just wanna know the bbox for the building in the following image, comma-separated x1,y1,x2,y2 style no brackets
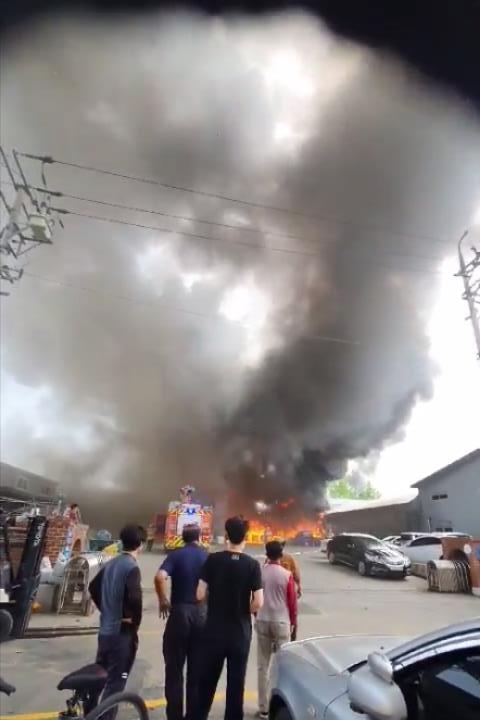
412,449,480,536
326,492,420,538
325,449,480,539
0,462,62,511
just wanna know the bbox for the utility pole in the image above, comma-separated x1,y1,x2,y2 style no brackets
0,147,55,296
457,230,480,361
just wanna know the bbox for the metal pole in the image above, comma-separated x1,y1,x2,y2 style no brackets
458,230,480,361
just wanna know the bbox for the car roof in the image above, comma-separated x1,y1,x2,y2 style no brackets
338,533,379,539
387,619,480,662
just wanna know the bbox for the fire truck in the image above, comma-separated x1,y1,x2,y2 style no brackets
164,486,213,551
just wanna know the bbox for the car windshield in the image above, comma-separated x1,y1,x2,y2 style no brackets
359,538,383,549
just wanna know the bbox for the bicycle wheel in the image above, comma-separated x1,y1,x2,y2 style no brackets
84,692,149,720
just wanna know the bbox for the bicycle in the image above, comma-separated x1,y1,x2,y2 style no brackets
0,609,149,720
57,664,149,720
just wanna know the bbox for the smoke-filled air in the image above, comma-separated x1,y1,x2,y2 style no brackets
1,12,479,527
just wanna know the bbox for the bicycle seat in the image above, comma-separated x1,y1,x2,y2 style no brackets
57,664,107,693
0,677,16,695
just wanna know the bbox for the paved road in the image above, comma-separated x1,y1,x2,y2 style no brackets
1,548,479,719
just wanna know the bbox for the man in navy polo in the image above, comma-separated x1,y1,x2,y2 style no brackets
154,524,207,720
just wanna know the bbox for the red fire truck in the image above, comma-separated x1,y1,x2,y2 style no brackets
163,486,213,551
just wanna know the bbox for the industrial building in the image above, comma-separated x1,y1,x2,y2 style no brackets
0,462,62,507
412,448,480,536
326,449,480,539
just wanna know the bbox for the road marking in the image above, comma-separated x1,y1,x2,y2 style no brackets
0,691,257,720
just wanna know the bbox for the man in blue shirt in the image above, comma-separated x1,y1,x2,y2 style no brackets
154,524,208,720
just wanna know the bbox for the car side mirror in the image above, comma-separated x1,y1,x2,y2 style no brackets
347,652,407,720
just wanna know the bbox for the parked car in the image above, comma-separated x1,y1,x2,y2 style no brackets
327,534,411,577
291,531,321,547
400,532,471,564
382,535,401,545
269,619,480,720
393,532,428,545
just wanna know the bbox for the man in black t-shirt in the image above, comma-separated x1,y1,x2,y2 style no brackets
195,516,263,720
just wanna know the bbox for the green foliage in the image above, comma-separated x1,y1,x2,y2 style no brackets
328,479,380,500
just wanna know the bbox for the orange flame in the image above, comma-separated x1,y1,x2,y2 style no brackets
245,515,326,545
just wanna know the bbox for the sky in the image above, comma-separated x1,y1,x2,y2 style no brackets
0,11,479,520
371,246,480,495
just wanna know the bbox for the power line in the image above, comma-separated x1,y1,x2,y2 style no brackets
52,206,447,274
41,186,445,264
19,151,451,247
21,269,359,346
2,178,446,265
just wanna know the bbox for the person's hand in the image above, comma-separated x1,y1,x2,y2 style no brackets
290,625,297,642
297,587,302,599
159,599,171,619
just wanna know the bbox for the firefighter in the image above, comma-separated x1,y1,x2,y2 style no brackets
146,523,155,552
154,524,207,720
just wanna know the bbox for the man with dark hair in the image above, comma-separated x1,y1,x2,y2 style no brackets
88,524,145,719
154,524,207,720
195,516,263,720
256,541,297,719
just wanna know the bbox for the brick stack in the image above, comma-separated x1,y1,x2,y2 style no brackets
44,517,71,564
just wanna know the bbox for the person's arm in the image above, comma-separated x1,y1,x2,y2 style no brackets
250,559,264,614
154,569,171,618
196,579,208,602
88,566,104,611
125,565,142,630
196,554,211,602
286,573,298,628
155,555,175,618
291,556,301,597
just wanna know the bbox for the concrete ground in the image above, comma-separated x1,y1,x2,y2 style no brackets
1,548,479,719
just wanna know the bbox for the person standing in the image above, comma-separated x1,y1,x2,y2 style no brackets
146,523,155,552
256,541,297,719
195,517,263,720
279,541,301,640
154,525,208,720
88,524,145,719
64,502,82,524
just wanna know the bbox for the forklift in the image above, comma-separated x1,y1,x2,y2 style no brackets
0,513,49,638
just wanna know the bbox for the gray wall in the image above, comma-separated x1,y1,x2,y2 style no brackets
326,499,420,538
415,456,480,537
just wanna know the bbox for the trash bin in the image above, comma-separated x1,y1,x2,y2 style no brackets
55,552,107,615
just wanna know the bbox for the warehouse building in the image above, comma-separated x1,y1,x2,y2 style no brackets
326,449,480,539
412,448,480,536
326,492,420,537
0,462,62,507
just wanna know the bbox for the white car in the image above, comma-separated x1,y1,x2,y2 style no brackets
401,532,471,564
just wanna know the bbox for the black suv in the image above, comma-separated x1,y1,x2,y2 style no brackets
326,533,410,578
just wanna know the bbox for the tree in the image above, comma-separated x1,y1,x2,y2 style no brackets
328,479,380,501
356,482,381,500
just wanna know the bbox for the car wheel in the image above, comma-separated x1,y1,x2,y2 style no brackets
328,551,336,564
358,560,368,576
274,707,293,720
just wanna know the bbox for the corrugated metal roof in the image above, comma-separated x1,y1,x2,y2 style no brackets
326,489,417,515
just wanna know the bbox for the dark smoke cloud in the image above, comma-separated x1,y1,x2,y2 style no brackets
1,2,479,110
1,12,479,527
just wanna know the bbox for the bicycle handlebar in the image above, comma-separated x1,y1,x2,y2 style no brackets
85,691,149,720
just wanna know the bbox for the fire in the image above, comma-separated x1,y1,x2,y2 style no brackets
245,514,326,545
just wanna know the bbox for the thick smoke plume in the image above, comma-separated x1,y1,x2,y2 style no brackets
1,12,479,527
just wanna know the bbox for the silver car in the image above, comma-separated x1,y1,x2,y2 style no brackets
269,619,480,720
